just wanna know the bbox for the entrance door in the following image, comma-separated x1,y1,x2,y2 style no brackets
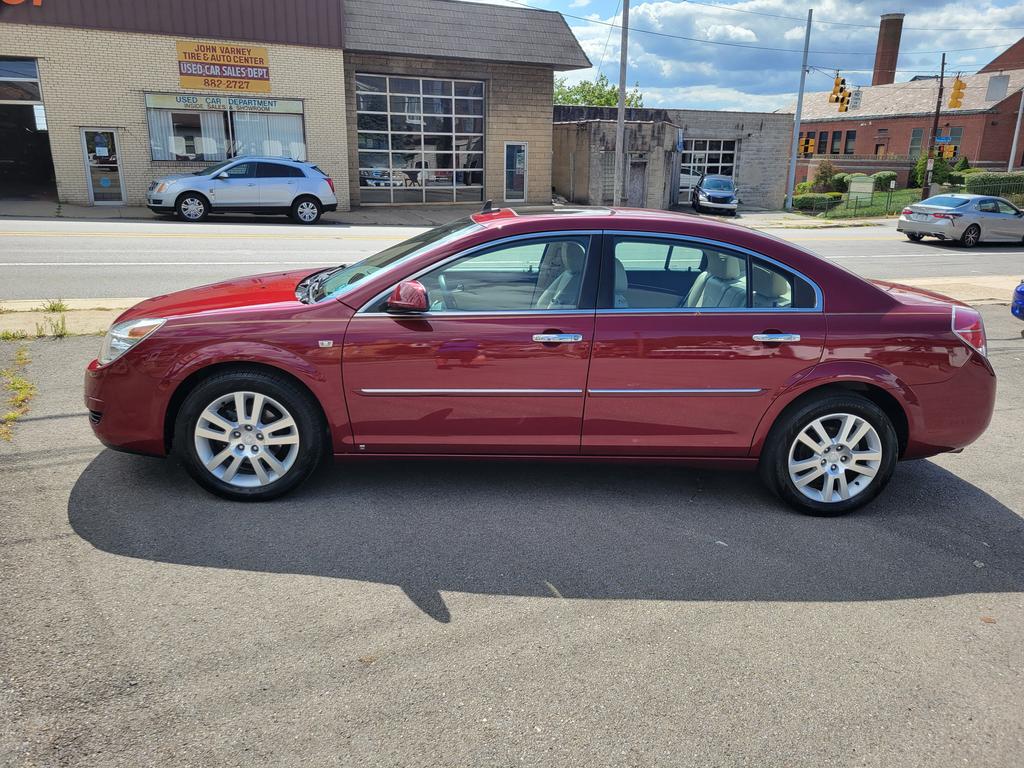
583,235,825,456
504,142,527,202
81,129,125,204
342,234,599,454
627,160,647,207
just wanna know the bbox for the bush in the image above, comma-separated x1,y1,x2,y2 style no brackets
871,171,898,190
911,154,952,187
953,155,971,172
962,167,985,175
793,192,842,210
831,173,850,192
964,171,1024,195
795,180,814,195
813,160,840,192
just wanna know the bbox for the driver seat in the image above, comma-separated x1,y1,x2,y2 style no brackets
535,242,586,309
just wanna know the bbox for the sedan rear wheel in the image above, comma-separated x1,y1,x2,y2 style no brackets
175,370,325,500
176,193,209,222
960,224,981,248
906,232,924,242
760,394,898,516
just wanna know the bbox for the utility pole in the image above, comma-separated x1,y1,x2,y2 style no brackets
785,8,813,211
1009,86,1024,171
612,0,630,207
922,51,945,200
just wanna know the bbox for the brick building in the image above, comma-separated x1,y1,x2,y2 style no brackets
0,0,588,209
794,15,1024,185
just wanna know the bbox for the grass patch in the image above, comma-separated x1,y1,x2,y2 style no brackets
0,344,36,441
0,330,29,342
41,298,70,313
816,188,922,219
32,315,68,339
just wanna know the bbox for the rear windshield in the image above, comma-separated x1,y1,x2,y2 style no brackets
922,196,970,208
310,165,328,177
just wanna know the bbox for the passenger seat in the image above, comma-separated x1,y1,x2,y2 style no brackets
681,252,746,308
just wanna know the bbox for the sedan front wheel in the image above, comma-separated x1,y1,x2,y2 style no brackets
174,370,325,501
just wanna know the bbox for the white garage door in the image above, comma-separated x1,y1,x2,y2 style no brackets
679,139,738,202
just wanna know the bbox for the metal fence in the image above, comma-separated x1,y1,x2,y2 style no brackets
944,180,1024,207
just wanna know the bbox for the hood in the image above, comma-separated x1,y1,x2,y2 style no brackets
870,279,968,309
153,173,200,184
117,269,322,323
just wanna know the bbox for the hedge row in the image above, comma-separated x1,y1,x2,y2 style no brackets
871,171,898,190
793,192,843,210
964,171,1024,193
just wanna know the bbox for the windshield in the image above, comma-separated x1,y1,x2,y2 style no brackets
921,196,970,208
702,178,734,191
194,160,234,176
312,218,482,302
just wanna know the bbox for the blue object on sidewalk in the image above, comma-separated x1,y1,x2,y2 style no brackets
1013,280,1024,321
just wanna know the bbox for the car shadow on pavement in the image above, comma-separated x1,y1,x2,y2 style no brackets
68,451,1024,622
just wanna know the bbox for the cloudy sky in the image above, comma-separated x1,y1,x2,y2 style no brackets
468,0,1024,111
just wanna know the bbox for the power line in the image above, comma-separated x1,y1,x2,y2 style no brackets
594,0,622,80
502,0,1020,58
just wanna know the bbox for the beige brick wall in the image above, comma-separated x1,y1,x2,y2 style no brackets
344,53,554,207
0,22,350,208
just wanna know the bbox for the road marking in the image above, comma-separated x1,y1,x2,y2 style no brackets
826,252,1024,259
0,231,403,240
0,261,336,267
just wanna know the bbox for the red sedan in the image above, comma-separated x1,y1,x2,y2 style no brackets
84,207,995,515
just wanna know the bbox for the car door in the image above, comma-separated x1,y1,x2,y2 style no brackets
210,161,258,207
342,233,600,454
582,233,826,457
256,161,301,208
994,199,1024,240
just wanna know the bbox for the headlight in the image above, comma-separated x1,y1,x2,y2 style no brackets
155,182,168,193
698,191,708,199
99,318,165,365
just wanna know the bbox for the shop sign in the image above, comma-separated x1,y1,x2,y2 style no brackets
1,0,44,6
176,41,271,94
145,93,302,115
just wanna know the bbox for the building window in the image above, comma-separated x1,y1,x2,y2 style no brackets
145,94,306,163
817,131,827,153
679,139,737,178
504,142,527,202
844,130,857,154
0,57,43,102
356,73,485,204
938,126,964,148
909,127,924,157
830,131,842,154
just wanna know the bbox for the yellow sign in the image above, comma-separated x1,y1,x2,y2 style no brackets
177,41,271,94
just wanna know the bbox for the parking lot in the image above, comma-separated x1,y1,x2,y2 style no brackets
1,218,1023,766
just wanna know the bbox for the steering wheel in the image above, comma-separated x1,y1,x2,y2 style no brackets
437,272,458,310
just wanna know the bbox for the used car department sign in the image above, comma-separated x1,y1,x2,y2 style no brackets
176,41,271,94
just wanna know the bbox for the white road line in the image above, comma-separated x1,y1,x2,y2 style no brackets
825,252,1024,259
0,261,336,266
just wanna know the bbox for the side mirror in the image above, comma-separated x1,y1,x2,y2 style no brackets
216,172,229,180
386,280,429,313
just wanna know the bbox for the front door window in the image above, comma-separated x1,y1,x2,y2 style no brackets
504,142,526,202
82,129,124,204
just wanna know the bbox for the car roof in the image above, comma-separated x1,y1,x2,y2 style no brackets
229,156,310,164
702,174,734,180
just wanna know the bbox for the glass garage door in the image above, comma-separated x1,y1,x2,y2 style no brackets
355,74,485,204
679,139,737,203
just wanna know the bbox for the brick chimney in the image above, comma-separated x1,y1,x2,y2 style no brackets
872,13,905,86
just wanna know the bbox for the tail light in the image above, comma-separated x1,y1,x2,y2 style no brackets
901,208,913,216
952,306,987,357
932,212,962,220
325,177,335,193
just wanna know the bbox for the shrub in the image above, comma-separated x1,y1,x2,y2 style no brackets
831,173,850,192
793,193,842,210
795,180,814,195
871,171,898,190
964,171,1024,195
953,155,971,172
911,154,952,187
813,160,840,192
962,167,985,175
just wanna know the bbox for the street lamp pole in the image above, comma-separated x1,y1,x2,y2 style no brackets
612,0,630,207
785,8,813,212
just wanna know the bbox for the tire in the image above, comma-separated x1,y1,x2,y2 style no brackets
960,224,981,248
291,196,323,225
693,203,702,214
176,193,209,222
759,393,899,516
173,369,326,501
906,232,924,242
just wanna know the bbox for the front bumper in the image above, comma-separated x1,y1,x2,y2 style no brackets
896,215,963,240
85,357,170,457
696,198,738,210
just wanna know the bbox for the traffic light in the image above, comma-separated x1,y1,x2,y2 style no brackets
798,137,816,155
838,90,851,112
939,144,958,159
948,77,966,109
829,76,846,104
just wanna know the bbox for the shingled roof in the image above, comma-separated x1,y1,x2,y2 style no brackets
792,68,1024,122
344,0,591,70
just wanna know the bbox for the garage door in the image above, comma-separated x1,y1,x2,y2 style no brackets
679,139,737,203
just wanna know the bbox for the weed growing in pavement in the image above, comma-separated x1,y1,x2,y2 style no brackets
41,299,70,313
0,330,29,342
0,344,36,441
46,315,68,339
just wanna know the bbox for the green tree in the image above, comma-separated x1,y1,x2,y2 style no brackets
553,73,644,108
812,159,840,192
953,154,970,172
911,154,952,187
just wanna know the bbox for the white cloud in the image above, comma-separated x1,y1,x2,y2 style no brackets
568,0,590,7
782,25,806,41
701,24,757,43
644,85,797,112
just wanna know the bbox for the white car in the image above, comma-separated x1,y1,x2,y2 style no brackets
147,156,338,224
897,194,1024,247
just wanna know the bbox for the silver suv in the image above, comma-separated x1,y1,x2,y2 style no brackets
147,157,338,225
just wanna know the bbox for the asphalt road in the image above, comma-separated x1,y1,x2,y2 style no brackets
1,306,1022,766
1,215,1023,299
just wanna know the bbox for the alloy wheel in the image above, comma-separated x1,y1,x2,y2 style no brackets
787,412,882,504
193,391,300,488
180,197,206,220
961,225,980,247
296,201,319,222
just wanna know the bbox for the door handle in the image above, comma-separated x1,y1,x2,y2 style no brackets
533,333,584,343
753,333,801,343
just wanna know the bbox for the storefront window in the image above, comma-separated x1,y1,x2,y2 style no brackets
356,74,485,204
0,58,42,102
145,94,306,162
